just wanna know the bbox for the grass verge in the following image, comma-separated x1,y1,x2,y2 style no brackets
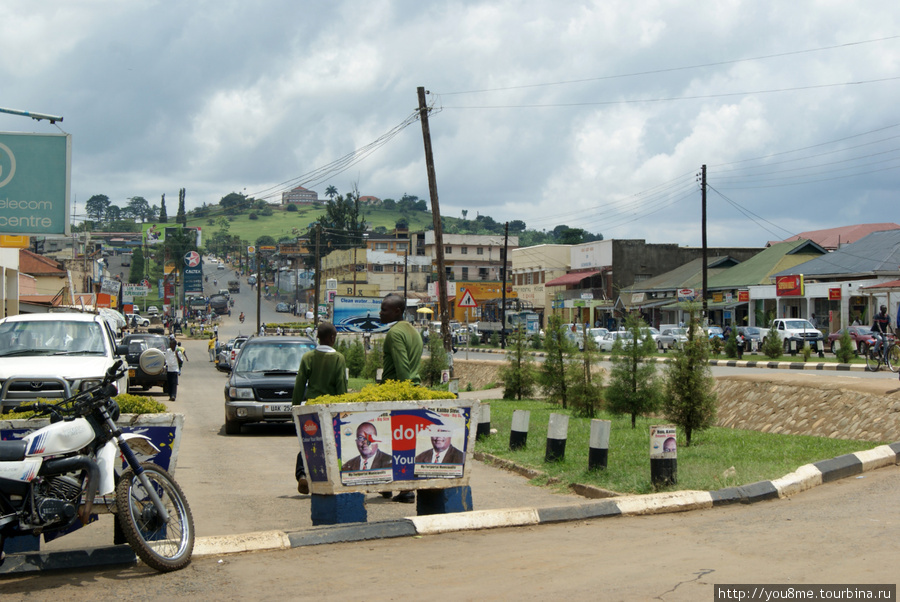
476,400,885,495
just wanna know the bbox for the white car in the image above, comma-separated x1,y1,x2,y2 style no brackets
0,312,129,413
126,313,151,327
597,331,635,352
657,327,689,350
146,306,160,316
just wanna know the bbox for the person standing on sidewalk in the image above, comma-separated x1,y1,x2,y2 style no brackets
165,337,184,401
208,334,216,362
292,322,347,494
379,293,423,502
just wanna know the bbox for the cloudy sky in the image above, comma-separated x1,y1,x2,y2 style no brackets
2,1,899,248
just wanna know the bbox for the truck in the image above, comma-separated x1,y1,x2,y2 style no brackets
228,280,241,294
208,294,231,316
475,299,540,342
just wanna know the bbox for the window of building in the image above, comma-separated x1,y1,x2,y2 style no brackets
461,267,469,280
373,265,384,272
461,246,468,255
476,247,484,255
479,267,488,280
410,265,419,272
397,242,407,252
375,242,388,250
526,272,534,285
445,267,454,280
445,246,452,254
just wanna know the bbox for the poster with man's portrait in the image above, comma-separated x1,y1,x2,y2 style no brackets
413,412,466,478
339,411,392,486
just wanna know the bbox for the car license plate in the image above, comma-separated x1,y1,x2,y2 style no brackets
264,403,291,414
129,369,136,378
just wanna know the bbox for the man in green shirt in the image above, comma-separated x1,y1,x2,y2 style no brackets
293,322,347,494
380,293,423,384
379,293,423,503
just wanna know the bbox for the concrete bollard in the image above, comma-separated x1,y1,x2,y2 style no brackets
588,419,611,470
544,413,569,463
650,425,677,488
476,404,491,440
509,409,530,450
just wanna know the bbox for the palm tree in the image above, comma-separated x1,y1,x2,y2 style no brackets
325,186,338,200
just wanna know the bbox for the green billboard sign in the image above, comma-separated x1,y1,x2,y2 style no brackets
0,132,71,235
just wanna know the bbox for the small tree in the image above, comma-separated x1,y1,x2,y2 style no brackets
569,327,603,417
835,329,856,363
345,340,365,377
762,322,783,358
420,335,449,386
362,341,383,380
661,307,717,446
724,327,739,358
604,312,662,428
540,314,577,408
500,326,538,400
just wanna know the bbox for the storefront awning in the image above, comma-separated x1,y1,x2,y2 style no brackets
545,271,601,287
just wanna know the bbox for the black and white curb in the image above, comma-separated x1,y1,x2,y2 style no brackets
4,443,897,573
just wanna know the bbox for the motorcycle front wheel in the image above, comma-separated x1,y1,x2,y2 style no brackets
116,462,195,572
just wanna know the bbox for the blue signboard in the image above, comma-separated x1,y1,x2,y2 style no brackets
332,296,389,333
0,132,71,235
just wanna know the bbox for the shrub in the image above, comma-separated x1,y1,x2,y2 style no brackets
835,329,856,363
309,380,457,404
762,323,783,358
604,312,661,427
420,335,449,386
530,333,543,349
345,341,366,378
500,326,538,400
724,327,739,358
362,341,383,380
489,333,500,348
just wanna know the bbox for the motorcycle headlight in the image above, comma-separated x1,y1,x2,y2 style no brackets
229,387,255,400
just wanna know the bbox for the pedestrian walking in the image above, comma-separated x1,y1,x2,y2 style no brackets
165,337,184,401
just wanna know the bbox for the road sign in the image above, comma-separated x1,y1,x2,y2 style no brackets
458,288,477,308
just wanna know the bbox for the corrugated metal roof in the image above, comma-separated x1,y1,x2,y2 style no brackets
545,270,601,287
776,223,900,250
772,229,900,278
707,240,827,288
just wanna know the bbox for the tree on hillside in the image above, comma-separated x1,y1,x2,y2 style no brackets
256,235,276,247
176,188,187,225
325,185,338,200
125,196,151,222
395,217,409,230
382,198,396,210
104,205,121,225
159,194,168,223
85,195,110,225
310,187,368,251
129,246,145,283
508,219,526,233
219,192,248,215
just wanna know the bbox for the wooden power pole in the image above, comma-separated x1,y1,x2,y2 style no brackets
417,86,453,366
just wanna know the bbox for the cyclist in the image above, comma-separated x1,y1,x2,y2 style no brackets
871,304,891,358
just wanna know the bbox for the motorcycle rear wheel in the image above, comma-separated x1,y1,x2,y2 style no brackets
116,462,194,572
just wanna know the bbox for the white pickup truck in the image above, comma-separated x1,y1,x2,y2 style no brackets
763,318,824,352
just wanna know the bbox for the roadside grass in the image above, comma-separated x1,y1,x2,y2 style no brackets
476,400,885,495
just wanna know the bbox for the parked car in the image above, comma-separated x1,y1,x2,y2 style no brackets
0,312,129,413
224,336,317,434
588,327,609,346
122,333,169,392
247,275,257,285
827,326,876,355
763,318,824,352
218,335,249,372
146,306,160,316
126,313,151,328
275,302,290,313
597,330,634,352
657,327,689,350
706,326,725,340
737,326,763,350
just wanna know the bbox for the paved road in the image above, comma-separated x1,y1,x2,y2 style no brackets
7,461,899,599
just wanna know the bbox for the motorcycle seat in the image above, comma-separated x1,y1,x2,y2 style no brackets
0,440,27,462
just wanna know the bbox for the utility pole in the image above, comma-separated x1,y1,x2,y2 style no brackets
314,225,322,328
403,244,409,300
701,164,708,321
255,251,262,333
417,86,453,365
501,222,509,349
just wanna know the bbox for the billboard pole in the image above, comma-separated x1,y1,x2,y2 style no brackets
0,106,63,123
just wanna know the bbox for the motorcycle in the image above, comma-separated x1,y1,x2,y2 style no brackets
239,312,245,323
0,361,194,572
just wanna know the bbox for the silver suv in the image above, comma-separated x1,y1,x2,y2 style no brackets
0,312,129,412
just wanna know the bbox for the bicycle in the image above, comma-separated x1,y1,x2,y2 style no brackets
864,332,899,372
